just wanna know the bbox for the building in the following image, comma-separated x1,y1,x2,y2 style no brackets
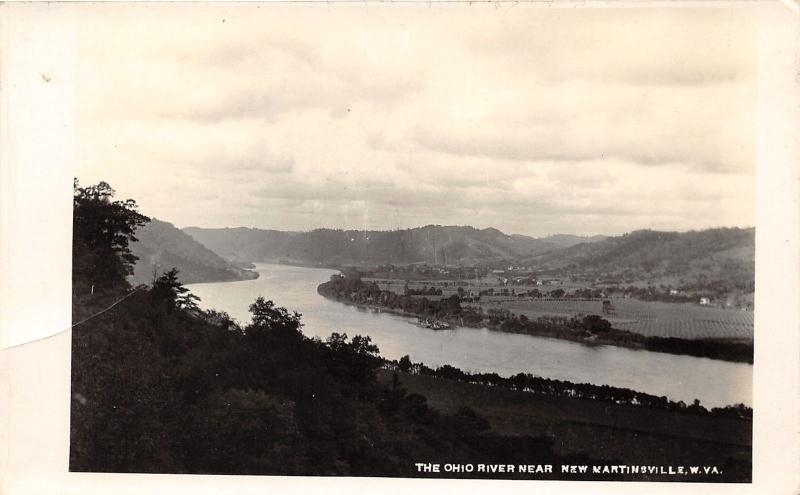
699,297,711,305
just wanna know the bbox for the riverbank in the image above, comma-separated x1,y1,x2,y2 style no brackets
317,277,753,364
168,266,259,286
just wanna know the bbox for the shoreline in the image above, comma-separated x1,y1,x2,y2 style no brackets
253,259,343,271
181,269,259,286
190,261,752,365
317,283,753,365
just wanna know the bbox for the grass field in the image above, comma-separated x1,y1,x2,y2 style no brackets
377,370,751,474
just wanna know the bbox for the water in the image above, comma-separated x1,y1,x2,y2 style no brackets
187,263,752,408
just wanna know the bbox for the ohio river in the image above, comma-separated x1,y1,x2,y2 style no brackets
187,263,752,408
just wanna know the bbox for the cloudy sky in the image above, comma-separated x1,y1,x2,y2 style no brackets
75,4,756,237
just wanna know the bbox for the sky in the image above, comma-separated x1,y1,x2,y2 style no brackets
75,4,757,237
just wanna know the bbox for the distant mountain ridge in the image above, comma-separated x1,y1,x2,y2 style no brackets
527,227,755,291
182,225,754,292
182,225,607,267
129,219,259,285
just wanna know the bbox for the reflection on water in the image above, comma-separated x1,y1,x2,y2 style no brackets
187,263,752,408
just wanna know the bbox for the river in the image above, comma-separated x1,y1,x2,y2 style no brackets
187,263,752,408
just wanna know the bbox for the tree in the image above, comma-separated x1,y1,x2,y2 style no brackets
248,297,302,333
581,314,612,333
350,335,380,357
73,180,150,294
188,389,301,474
441,294,462,315
324,333,382,393
325,332,379,358
398,355,412,373
150,268,200,311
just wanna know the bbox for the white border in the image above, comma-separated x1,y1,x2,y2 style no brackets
0,2,797,494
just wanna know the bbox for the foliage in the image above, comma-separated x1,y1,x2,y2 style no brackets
319,274,753,363
249,296,302,332
579,314,612,333
150,268,201,311
532,228,755,297
384,358,753,421
72,179,149,294
398,354,412,372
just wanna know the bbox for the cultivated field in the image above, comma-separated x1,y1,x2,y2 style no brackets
364,278,754,341
478,298,754,340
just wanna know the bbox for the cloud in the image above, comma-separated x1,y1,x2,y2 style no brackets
160,69,422,124
75,4,757,236
464,7,755,88
412,78,755,175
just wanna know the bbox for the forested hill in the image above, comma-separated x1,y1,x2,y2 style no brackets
527,228,755,291
129,219,258,285
183,224,753,293
182,225,605,266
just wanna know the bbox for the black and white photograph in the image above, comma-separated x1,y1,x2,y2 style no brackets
68,3,758,481
2,2,800,493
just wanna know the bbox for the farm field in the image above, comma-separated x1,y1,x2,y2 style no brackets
477,298,754,341
362,277,754,341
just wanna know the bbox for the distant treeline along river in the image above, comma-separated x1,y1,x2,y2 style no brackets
187,263,752,409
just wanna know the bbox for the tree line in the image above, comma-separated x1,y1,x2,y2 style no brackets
387,357,751,420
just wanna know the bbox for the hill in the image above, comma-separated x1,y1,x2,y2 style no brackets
182,225,605,266
69,184,622,479
182,224,753,296
526,228,755,292
129,219,258,285
70,181,751,481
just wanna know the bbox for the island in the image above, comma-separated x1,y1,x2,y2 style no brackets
317,272,753,363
